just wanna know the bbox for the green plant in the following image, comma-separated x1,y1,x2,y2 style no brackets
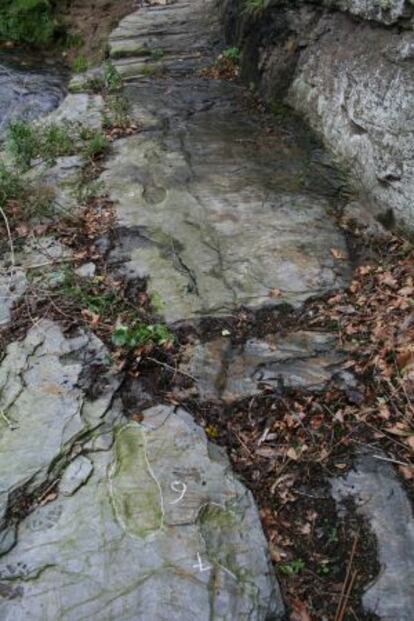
0,0,56,46
0,164,25,205
103,95,131,128
150,48,165,61
222,47,240,64
139,64,161,78
42,124,74,159
84,76,106,94
112,323,174,348
59,269,117,316
6,121,74,170
104,61,123,92
84,132,109,159
6,122,38,170
73,55,88,73
243,0,265,16
278,559,305,577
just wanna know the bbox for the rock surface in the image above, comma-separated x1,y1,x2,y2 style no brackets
180,331,345,401
0,321,283,619
220,0,414,232
103,0,350,324
332,451,414,621
0,51,66,133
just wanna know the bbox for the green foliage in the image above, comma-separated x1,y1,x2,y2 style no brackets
223,47,240,64
0,0,56,46
243,0,266,16
6,122,38,170
0,164,24,205
6,121,74,170
73,55,88,74
60,269,118,316
112,323,174,349
84,132,109,159
103,95,131,129
0,163,55,220
278,559,305,577
150,48,165,61
104,61,123,92
139,64,161,77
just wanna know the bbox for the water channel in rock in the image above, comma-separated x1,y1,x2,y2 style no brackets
0,49,67,134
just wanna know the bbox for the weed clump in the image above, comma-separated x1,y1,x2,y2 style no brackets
6,121,74,170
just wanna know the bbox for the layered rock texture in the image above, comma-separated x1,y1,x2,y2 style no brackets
219,0,414,232
0,322,282,620
1,0,413,619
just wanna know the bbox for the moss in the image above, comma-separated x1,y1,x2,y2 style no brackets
109,425,162,538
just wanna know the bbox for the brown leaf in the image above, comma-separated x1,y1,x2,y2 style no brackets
286,447,299,461
406,436,414,451
269,288,282,299
330,248,347,260
398,465,414,480
290,598,312,621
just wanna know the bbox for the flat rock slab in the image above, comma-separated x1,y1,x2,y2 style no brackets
102,0,350,324
331,451,414,621
0,320,119,532
0,405,284,620
180,331,345,401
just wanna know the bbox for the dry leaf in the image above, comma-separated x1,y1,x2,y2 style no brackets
330,248,347,260
269,288,282,298
290,598,311,621
286,447,299,461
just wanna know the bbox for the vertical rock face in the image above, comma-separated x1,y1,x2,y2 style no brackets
220,0,414,233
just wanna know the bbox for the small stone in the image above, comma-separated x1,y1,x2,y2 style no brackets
75,262,96,278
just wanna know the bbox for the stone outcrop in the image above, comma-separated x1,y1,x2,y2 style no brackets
179,331,345,401
220,0,414,233
103,0,350,324
332,451,414,621
0,322,283,619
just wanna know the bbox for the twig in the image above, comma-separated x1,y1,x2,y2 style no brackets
334,532,359,621
233,430,254,458
0,205,15,267
372,454,413,468
146,356,195,381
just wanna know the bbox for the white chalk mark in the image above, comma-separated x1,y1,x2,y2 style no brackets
193,553,212,573
169,480,187,505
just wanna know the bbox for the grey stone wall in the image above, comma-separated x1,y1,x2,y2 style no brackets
220,0,414,232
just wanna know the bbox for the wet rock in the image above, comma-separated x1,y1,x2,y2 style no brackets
46,93,104,130
0,52,65,132
25,155,84,213
0,270,27,327
180,331,345,401
331,451,414,621
0,320,120,527
59,456,94,496
102,113,349,323
288,13,414,232
322,0,414,25
102,0,350,324
0,405,284,620
220,0,414,231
